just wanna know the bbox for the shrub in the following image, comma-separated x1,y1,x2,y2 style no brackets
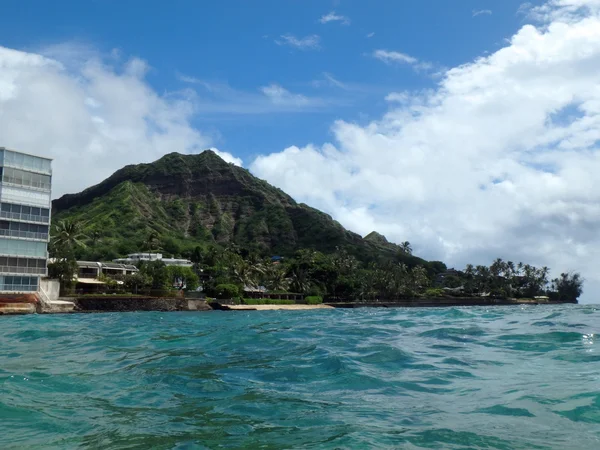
305,295,323,305
215,284,240,299
307,286,324,297
242,298,295,305
424,288,445,298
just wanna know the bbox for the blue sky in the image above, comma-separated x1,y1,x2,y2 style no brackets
0,0,543,162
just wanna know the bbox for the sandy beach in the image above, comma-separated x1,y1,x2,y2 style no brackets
223,304,334,311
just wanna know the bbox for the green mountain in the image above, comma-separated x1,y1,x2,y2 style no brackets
52,150,437,268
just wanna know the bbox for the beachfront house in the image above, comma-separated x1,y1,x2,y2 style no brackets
113,253,193,267
74,261,139,292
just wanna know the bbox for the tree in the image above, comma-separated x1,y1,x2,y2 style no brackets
167,266,200,290
263,264,290,291
144,231,161,256
409,266,430,295
551,272,583,303
50,219,89,294
400,241,413,255
90,229,102,246
162,237,182,258
289,267,311,294
474,265,491,294
51,219,88,255
231,258,261,289
123,272,151,293
191,246,203,265
47,259,77,293
138,260,169,289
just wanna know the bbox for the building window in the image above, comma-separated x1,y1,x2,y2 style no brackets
3,150,51,175
0,203,50,224
2,167,51,191
0,275,39,292
0,256,46,275
0,187,51,208
0,238,47,258
0,220,49,240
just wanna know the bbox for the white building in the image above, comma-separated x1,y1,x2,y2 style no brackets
0,147,52,293
113,253,193,268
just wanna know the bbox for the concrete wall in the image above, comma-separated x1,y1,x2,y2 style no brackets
40,279,60,301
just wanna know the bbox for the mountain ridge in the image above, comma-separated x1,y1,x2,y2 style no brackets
52,150,435,269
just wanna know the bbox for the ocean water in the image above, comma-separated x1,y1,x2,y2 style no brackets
0,306,599,449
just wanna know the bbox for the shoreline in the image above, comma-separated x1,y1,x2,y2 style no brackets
1,296,577,316
217,304,334,311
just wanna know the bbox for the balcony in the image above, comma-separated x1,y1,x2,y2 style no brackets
0,210,50,224
0,229,48,241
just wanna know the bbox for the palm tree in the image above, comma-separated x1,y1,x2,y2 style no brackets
465,264,475,276
52,219,88,255
517,262,524,276
264,264,291,292
89,229,102,246
144,231,161,260
400,241,413,255
231,259,261,289
475,265,491,294
289,267,311,294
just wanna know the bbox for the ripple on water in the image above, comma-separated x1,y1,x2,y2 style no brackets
0,307,598,449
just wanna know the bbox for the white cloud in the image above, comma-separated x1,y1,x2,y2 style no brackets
373,49,434,72
0,44,218,198
210,148,243,166
177,74,329,114
373,49,418,65
319,11,351,25
251,0,600,303
317,72,348,90
275,34,321,50
367,32,376,38
385,92,410,103
260,84,311,107
472,9,493,17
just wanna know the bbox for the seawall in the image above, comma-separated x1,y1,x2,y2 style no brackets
72,297,212,312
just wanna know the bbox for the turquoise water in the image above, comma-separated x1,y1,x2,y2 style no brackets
1,306,599,449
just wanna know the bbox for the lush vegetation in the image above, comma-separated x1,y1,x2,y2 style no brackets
241,299,296,305
438,259,583,302
48,151,583,303
305,296,323,305
49,216,583,303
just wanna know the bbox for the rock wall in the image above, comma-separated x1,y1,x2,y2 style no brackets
73,297,212,312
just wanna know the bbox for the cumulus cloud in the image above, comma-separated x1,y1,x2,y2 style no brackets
251,0,600,302
275,34,321,50
0,44,241,198
319,11,351,25
210,148,243,166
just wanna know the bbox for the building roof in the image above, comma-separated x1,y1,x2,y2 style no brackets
0,146,53,161
76,261,138,271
